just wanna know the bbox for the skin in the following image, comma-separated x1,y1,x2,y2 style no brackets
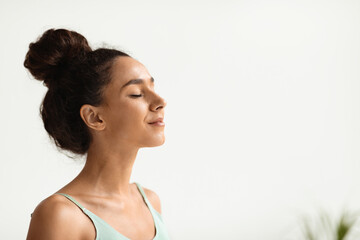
26,56,167,240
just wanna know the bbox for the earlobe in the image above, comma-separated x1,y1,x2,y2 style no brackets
79,104,106,131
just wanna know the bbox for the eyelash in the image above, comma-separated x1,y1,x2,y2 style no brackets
130,94,143,98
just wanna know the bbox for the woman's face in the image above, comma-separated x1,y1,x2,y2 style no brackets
99,56,167,148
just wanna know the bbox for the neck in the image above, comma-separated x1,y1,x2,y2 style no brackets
74,140,140,199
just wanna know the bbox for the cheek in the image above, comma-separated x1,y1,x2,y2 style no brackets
107,101,148,130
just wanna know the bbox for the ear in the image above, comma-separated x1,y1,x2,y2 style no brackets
79,104,106,131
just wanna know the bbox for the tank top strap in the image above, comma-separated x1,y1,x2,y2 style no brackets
134,182,151,206
55,193,86,212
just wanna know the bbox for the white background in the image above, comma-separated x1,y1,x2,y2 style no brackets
0,0,359,239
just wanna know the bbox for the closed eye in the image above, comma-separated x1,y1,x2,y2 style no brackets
130,94,143,98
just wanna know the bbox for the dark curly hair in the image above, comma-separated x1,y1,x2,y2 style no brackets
24,28,130,155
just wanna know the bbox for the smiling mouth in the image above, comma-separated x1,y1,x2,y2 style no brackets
148,121,165,126
148,117,164,124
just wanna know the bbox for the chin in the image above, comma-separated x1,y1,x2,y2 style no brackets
142,137,166,148
153,137,166,147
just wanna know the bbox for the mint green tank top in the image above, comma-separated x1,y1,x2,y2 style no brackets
55,182,171,240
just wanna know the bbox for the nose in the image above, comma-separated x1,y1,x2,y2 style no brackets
151,95,167,111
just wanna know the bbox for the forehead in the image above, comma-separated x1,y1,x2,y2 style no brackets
110,56,151,87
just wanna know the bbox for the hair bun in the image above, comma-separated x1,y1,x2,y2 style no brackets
24,28,92,88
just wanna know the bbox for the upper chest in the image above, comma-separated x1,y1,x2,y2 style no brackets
73,191,157,240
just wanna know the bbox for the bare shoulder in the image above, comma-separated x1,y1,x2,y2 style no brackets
142,185,162,214
26,194,92,240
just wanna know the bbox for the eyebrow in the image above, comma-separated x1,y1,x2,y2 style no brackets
121,77,155,89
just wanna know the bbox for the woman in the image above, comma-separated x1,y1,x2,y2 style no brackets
24,28,170,240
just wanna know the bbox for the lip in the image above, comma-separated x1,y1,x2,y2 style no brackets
149,121,165,126
148,117,164,124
